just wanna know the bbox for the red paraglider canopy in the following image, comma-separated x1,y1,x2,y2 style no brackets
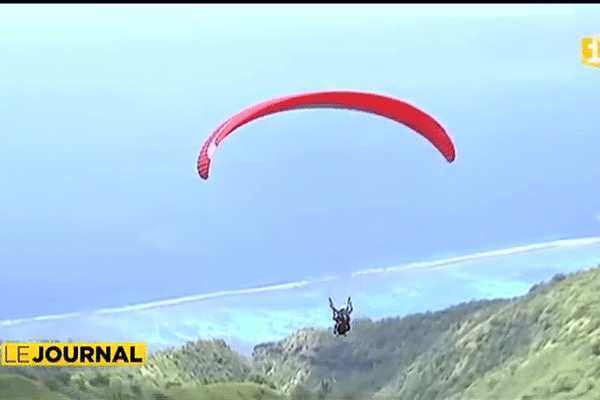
197,90,456,180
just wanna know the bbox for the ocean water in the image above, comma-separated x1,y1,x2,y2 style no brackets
2,237,600,356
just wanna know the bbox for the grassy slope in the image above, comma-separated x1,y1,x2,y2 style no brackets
370,267,600,400
459,266,600,400
0,374,285,400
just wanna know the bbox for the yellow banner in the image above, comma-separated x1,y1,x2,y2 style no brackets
582,35,600,68
1,342,146,367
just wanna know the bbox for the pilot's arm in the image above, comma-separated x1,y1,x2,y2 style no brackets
329,297,339,318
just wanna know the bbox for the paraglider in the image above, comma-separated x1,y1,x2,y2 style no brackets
197,90,456,180
329,296,353,336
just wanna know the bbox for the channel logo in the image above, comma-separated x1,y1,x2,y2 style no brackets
1,342,146,367
582,35,600,68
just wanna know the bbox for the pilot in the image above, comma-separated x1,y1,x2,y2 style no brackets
328,296,353,336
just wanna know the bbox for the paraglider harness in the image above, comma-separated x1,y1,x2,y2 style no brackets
329,296,353,336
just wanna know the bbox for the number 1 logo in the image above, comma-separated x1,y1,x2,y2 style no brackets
582,35,600,68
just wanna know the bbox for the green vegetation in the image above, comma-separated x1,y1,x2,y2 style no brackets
2,266,600,399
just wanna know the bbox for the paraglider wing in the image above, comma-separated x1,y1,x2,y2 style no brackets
197,90,456,180
198,120,229,180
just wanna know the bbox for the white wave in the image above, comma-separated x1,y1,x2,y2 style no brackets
352,237,600,276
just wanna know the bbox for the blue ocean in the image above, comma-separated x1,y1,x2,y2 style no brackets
3,237,599,356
